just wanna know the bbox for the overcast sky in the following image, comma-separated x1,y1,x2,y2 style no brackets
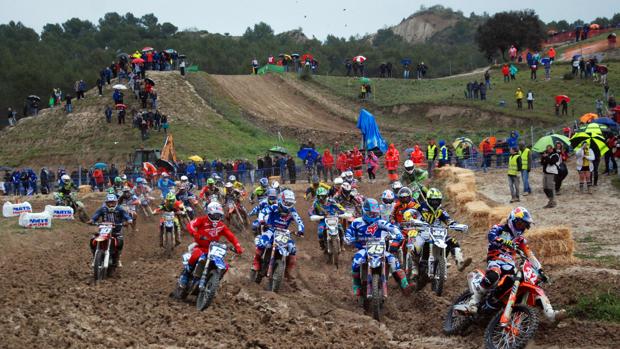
1,0,617,39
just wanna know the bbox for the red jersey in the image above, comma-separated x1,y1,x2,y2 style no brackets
187,216,242,253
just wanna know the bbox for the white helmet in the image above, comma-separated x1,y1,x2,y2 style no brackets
121,174,127,180
333,177,343,186
391,181,403,192
228,175,236,182
271,180,280,189
340,172,347,178
404,160,415,174
206,202,224,222
61,174,71,182
345,171,354,179
341,182,352,196
225,182,233,188
381,190,395,204
162,172,169,177
180,175,188,182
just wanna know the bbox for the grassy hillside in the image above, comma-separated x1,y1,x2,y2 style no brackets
313,62,619,125
0,71,298,167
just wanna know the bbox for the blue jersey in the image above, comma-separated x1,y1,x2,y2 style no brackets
91,206,133,226
265,205,305,235
249,199,272,221
345,218,402,250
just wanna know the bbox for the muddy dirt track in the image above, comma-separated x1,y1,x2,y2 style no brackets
0,180,618,349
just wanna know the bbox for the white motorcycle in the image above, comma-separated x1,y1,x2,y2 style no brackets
310,212,351,268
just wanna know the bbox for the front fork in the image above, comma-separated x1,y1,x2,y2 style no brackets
366,256,388,299
500,274,522,325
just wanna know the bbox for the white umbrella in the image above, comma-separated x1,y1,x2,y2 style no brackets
353,55,366,63
112,84,127,90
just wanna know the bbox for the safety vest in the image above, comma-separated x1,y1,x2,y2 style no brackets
455,147,464,159
427,145,437,160
440,146,448,161
520,148,530,170
508,154,520,176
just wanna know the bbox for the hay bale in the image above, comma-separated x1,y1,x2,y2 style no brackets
268,176,280,183
446,182,469,198
526,226,575,265
464,200,490,228
79,185,92,194
487,206,512,227
455,191,476,205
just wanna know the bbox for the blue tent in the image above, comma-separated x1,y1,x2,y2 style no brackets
357,109,388,156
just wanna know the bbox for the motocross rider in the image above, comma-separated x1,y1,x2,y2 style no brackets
223,182,248,223
176,176,197,216
56,174,77,205
333,182,363,215
249,188,279,235
120,174,134,189
252,190,305,279
379,189,395,221
175,202,244,295
111,176,124,196
465,207,565,321
304,175,331,200
117,186,139,230
157,172,175,198
401,160,428,199
199,178,221,203
89,194,133,267
229,175,245,191
342,170,357,188
391,180,403,195
390,187,419,225
309,187,345,250
134,177,154,215
412,188,472,273
344,198,413,296
250,177,269,203
330,177,344,197
153,192,185,246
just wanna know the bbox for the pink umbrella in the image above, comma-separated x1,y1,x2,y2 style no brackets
141,47,154,52
353,55,366,63
132,58,145,64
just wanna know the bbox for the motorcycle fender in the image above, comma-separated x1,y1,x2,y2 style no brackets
277,245,289,257
433,240,447,249
368,256,382,269
468,270,485,292
212,257,227,270
518,282,547,306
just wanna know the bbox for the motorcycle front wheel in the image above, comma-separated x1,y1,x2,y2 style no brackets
196,269,221,311
93,249,106,283
371,271,383,321
330,238,340,269
484,305,540,349
270,258,286,293
432,256,446,296
443,290,474,335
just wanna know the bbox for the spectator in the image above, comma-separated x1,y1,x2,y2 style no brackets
322,149,335,182
118,108,126,124
7,107,16,126
530,63,537,80
519,143,532,195
96,78,104,96
515,88,524,109
509,64,518,80
366,150,378,183
3,171,11,195
576,142,595,193
543,58,551,80
104,106,113,123
561,100,568,116
555,142,569,194
484,70,491,90
40,167,50,194
161,114,169,134
426,139,438,177
604,134,618,175
572,59,580,76
286,155,296,184
540,145,559,208
501,64,510,83
345,59,352,76
256,156,264,179
507,147,522,203
93,168,104,191
263,154,273,177
438,140,448,167
386,62,393,77
526,90,535,110
595,99,604,117
548,47,556,62
479,82,487,101
472,81,479,99
403,63,410,79
65,95,73,113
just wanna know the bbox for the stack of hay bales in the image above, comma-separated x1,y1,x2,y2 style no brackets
526,226,576,265
436,165,577,266
79,185,93,194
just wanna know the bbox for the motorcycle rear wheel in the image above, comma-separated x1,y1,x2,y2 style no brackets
484,305,539,349
196,270,221,311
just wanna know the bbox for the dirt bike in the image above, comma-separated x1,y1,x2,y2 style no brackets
340,205,358,232
357,237,390,321
120,200,139,231
444,248,555,349
226,198,248,231
55,192,89,223
409,219,468,296
174,242,234,311
138,193,154,218
91,222,121,283
160,212,178,257
250,228,292,293
310,212,351,268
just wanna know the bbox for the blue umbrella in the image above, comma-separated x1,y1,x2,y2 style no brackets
593,117,619,134
93,162,107,169
297,148,319,161
541,57,551,65
400,58,412,65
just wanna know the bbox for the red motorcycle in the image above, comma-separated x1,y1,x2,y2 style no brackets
91,223,121,283
444,248,562,349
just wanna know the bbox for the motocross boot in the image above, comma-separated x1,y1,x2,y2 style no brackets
174,227,181,246
159,231,164,248
454,247,472,272
178,265,192,289
392,269,413,296
466,286,487,313
319,238,326,251
252,248,263,271
352,272,362,297
285,255,297,280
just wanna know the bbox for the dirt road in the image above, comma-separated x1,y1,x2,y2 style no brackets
0,178,618,348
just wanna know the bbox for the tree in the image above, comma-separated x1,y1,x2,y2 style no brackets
475,10,545,60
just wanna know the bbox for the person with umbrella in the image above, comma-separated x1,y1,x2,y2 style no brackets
540,145,559,208
576,142,595,193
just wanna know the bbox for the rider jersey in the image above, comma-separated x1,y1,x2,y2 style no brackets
304,182,331,200
118,193,139,206
188,216,242,252
157,200,185,213
251,186,267,201
400,168,428,187
391,201,419,224
58,181,77,196
249,198,274,221
344,218,402,250
91,206,133,229
486,224,540,269
264,205,305,235
231,181,244,191
416,202,453,226
310,198,345,217
334,193,363,214
199,185,220,199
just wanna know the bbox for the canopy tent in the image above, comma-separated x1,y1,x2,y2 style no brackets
257,64,286,75
357,109,387,156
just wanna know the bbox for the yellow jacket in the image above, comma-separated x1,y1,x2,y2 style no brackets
515,89,524,99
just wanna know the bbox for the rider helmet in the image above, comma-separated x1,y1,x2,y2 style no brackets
207,178,215,186
229,175,236,182
206,202,224,222
278,190,296,213
341,182,352,197
121,174,127,181
122,186,131,193
391,181,403,193
259,177,269,188
105,194,118,209
316,187,329,203
404,160,415,174
114,176,123,184
165,192,176,203
507,207,534,237
266,188,278,205
136,177,145,184
345,171,354,181
381,190,395,205
162,172,169,177
224,182,233,189
311,175,320,185
397,187,413,204
362,198,381,224
271,181,280,190
333,177,343,187
426,188,443,211
180,175,188,182
61,174,71,182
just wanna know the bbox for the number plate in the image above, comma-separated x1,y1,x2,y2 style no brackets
209,243,227,258
274,230,290,245
325,217,338,226
99,225,112,235
366,240,385,256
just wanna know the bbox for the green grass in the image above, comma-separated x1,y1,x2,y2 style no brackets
574,236,620,269
571,290,620,323
312,62,620,126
